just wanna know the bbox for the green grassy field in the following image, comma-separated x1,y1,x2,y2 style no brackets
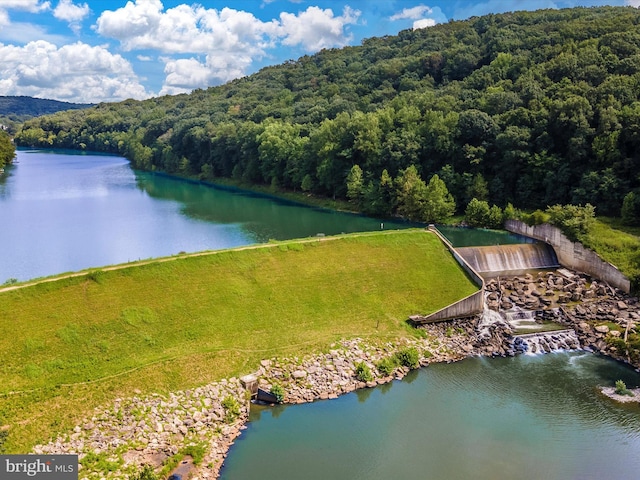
580,218,640,288
0,230,478,453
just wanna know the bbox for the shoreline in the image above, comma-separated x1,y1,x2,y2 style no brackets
33,269,640,479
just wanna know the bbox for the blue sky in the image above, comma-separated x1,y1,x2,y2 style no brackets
0,0,634,103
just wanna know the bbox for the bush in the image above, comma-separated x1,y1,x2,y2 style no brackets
521,209,549,226
615,379,632,396
621,191,640,226
129,465,158,480
183,443,207,465
546,203,595,241
394,347,420,369
270,384,285,403
465,198,491,227
376,356,398,376
221,395,241,423
355,362,373,382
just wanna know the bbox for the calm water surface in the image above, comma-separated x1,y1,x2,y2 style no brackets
220,352,640,480
0,149,407,281
437,224,536,247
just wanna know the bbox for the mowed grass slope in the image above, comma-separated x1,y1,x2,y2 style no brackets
0,230,478,452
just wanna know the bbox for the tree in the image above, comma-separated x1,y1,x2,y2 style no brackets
423,174,456,223
621,191,640,226
465,198,491,227
346,164,364,205
0,130,15,169
394,165,427,221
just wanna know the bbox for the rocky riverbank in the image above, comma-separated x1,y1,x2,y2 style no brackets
33,268,640,480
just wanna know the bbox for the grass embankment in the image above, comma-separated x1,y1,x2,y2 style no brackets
580,218,640,287
0,230,477,453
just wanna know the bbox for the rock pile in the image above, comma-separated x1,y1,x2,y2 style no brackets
34,379,250,479
253,335,476,404
484,270,611,311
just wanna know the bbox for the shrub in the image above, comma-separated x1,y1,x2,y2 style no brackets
546,203,595,241
376,356,398,376
394,347,420,369
615,379,632,396
183,443,207,465
355,362,373,382
521,209,549,226
221,395,241,423
270,384,285,403
129,465,158,480
621,191,640,226
465,198,490,227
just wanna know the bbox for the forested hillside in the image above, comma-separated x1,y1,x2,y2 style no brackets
15,6,640,220
0,96,91,134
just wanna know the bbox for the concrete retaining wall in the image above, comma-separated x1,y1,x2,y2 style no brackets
412,228,484,324
505,219,630,293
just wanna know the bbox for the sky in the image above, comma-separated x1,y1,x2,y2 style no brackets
0,0,637,104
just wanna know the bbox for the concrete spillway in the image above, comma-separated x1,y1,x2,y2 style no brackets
457,243,559,275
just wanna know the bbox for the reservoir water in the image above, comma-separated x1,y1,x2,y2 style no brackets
221,352,640,480
0,149,406,282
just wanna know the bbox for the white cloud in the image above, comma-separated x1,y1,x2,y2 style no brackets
0,10,9,28
390,5,433,21
626,0,640,6
390,4,440,30
53,0,89,34
279,6,360,51
0,0,50,12
0,40,150,102
413,18,436,29
96,1,360,93
53,0,89,22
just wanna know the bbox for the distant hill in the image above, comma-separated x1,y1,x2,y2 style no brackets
0,96,92,117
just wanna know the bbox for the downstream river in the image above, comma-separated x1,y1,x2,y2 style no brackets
220,352,640,480
3,149,640,479
0,149,405,282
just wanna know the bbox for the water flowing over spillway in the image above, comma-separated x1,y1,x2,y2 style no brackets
457,243,559,274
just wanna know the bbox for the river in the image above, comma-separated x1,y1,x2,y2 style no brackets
220,352,640,480
3,149,639,479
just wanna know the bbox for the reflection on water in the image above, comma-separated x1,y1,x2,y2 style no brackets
135,172,411,243
220,353,640,480
437,224,537,247
0,150,410,281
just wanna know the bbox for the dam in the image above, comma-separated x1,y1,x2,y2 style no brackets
456,243,559,276
413,227,560,325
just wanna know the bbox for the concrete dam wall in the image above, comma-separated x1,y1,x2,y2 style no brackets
505,220,631,293
456,243,559,275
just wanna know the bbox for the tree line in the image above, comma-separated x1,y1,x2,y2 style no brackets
0,130,14,169
14,6,640,224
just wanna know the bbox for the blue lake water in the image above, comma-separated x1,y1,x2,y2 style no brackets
0,149,407,282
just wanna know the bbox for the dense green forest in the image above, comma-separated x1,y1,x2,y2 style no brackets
14,6,640,223
0,130,15,169
0,96,91,134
